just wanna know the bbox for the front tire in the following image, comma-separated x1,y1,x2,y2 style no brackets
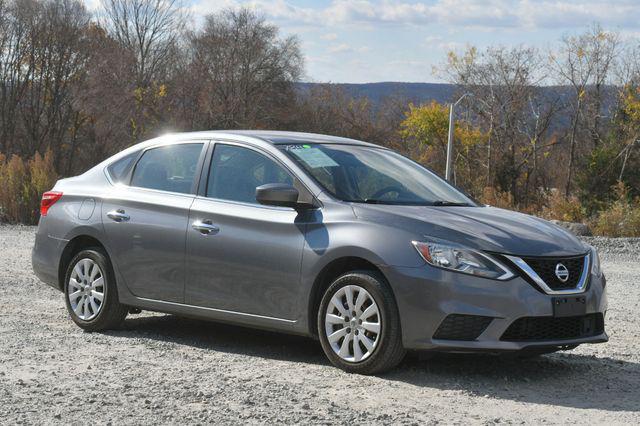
63,248,128,331
318,271,406,374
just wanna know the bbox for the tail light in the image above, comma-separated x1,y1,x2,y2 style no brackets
40,191,63,216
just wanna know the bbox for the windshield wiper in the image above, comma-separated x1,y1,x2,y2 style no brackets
357,199,471,206
360,199,432,205
431,200,471,207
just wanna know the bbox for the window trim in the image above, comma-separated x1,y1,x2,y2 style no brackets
126,140,209,196
199,140,318,209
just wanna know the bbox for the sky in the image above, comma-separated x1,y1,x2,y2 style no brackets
147,1,640,83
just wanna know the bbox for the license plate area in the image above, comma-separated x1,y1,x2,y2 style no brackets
552,296,587,317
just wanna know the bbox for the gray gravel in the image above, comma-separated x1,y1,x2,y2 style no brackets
1,225,639,425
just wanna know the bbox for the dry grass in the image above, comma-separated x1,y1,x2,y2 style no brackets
480,183,640,237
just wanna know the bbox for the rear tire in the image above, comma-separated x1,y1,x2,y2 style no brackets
63,248,128,331
318,270,406,374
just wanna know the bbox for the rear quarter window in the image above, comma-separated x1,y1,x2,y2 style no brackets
107,151,139,183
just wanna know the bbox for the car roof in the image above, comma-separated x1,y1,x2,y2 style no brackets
93,130,383,177
169,130,380,147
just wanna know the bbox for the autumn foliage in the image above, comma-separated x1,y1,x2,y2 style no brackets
0,151,57,224
0,2,639,235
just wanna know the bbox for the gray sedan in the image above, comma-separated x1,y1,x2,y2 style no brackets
32,131,608,374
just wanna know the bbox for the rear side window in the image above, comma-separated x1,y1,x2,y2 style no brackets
207,144,293,204
107,151,139,183
130,144,204,194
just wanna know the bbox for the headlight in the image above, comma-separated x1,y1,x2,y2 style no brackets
589,245,602,277
412,241,514,280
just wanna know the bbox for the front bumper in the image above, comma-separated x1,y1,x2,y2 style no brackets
383,264,608,352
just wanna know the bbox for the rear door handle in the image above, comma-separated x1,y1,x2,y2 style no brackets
107,209,130,222
192,220,219,235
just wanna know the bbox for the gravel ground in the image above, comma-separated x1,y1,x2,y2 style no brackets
1,225,639,425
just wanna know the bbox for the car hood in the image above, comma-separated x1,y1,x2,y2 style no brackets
353,204,587,257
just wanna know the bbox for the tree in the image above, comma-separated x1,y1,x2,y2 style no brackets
0,0,32,155
0,0,93,172
66,23,136,173
185,8,303,129
19,0,92,169
578,74,640,212
399,101,486,190
550,24,620,196
293,84,405,148
100,0,186,141
100,0,185,88
399,101,449,167
440,46,554,204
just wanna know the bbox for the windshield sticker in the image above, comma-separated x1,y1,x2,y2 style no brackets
289,147,338,168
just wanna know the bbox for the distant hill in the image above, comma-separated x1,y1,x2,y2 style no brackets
297,82,457,105
298,82,616,107
297,82,619,132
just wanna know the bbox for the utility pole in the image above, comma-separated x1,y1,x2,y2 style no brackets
445,93,472,182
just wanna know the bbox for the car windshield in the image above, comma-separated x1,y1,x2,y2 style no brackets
280,144,477,206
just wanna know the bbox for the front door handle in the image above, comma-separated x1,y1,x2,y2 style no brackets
107,209,130,222
192,220,220,235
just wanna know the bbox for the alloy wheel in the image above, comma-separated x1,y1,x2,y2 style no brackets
324,285,381,363
68,258,104,321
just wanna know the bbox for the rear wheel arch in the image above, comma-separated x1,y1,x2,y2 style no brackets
58,235,109,291
307,256,395,337
63,247,129,330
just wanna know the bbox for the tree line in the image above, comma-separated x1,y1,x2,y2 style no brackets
0,0,305,173
0,0,639,234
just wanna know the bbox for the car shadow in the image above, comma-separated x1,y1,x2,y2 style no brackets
390,352,640,412
105,313,328,365
106,313,639,413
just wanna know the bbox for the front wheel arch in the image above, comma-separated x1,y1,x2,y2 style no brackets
317,270,406,374
307,256,395,337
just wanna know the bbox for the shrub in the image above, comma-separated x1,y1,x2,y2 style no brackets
0,151,57,224
0,154,29,222
27,150,58,223
591,182,640,237
479,186,514,209
540,190,586,222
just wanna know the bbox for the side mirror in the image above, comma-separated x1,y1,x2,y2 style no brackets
256,183,305,209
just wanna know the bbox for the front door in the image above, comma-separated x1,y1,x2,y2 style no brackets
103,142,206,302
185,143,306,320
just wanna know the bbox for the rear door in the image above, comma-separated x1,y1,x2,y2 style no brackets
103,141,207,302
185,142,306,320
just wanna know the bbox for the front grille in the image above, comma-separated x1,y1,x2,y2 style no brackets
500,313,604,342
433,314,493,341
520,255,586,290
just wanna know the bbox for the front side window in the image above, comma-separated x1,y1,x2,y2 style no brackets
207,144,293,204
130,143,204,194
280,144,476,206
